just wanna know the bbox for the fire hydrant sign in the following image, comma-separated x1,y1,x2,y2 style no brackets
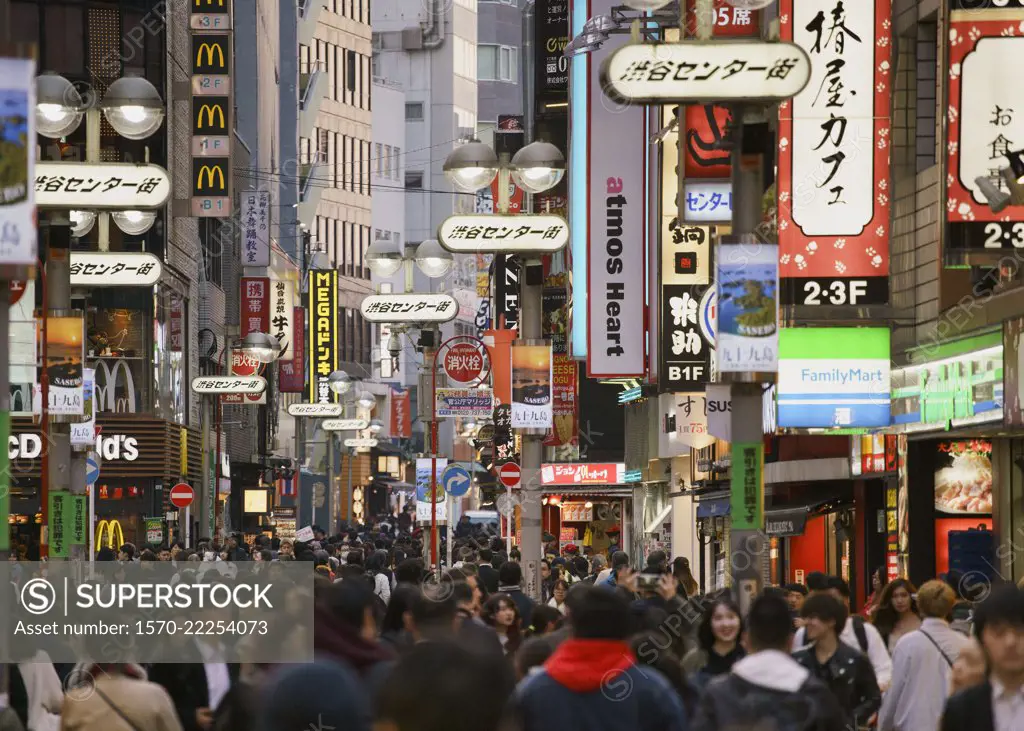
444,342,486,385
600,41,811,105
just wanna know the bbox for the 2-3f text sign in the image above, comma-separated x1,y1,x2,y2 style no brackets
600,41,811,105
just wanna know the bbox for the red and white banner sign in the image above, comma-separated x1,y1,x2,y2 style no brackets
545,355,578,447
279,306,305,393
540,462,626,486
585,0,646,378
684,0,761,38
222,349,266,405
241,276,270,337
778,0,892,307
945,8,1024,252
169,294,184,352
391,388,411,438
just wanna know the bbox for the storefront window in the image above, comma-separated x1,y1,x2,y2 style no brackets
88,306,149,413
153,290,186,424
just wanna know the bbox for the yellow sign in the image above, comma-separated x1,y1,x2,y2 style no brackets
193,39,227,71
307,270,339,403
95,519,125,551
180,427,188,476
197,164,225,191
195,100,227,131
195,0,225,6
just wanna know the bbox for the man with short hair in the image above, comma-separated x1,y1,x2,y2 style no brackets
477,547,499,594
942,584,1024,731
692,594,846,731
517,585,687,731
795,576,892,690
498,560,536,621
600,551,631,589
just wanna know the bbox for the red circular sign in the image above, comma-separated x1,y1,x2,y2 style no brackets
169,483,194,509
498,462,521,488
9,280,27,307
443,342,485,385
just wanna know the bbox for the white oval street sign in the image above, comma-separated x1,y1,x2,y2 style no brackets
323,418,370,431
36,162,171,209
191,376,267,394
344,438,378,448
438,214,569,253
287,402,344,417
70,252,163,287
601,41,811,105
361,293,459,323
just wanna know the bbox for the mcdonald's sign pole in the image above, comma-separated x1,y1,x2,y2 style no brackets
189,2,233,218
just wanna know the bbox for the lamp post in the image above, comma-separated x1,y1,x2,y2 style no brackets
441,140,565,593
34,72,164,559
326,369,353,531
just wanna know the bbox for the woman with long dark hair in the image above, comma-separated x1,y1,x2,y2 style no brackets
672,556,700,598
861,566,888,618
481,593,523,657
870,577,920,652
681,596,745,689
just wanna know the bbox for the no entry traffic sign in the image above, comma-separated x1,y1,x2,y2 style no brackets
169,483,194,509
498,462,521,488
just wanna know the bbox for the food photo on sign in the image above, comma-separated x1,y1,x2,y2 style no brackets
934,440,993,515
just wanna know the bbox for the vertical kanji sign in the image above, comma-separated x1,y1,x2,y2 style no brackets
945,3,1024,253
779,0,893,307
391,388,411,438
240,277,270,337
242,192,271,266
279,306,306,393
308,271,339,404
270,279,295,359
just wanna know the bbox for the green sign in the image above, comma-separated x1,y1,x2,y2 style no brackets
71,496,87,545
730,442,764,531
145,517,165,546
0,410,9,551
49,493,69,558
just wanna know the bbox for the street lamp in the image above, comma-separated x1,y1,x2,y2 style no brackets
414,239,454,278
443,139,499,193
357,391,376,410
368,419,383,435
110,210,157,236
563,15,619,56
100,76,165,140
35,73,84,138
238,332,280,363
69,210,96,238
365,236,404,277
510,141,566,194
328,369,352,395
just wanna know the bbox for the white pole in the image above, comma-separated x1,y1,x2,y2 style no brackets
506,484,512,556
446,493,453,567
88,483,95,564
185,505,191,548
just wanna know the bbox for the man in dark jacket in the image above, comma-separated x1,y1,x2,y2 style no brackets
942,584,1024,731
691,593,847,731
793,594,881,729
497,560,536,621
477,548,500,594
517,584,687,731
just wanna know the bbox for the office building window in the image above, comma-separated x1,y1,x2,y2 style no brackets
383,145,392,178
394,147,401,179
453,37,476,80
478,45,517,82
375,143,383,176
405,102,424,121
347,50,357,91
405,170,424,189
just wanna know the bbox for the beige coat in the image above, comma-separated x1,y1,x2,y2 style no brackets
60,675,183,731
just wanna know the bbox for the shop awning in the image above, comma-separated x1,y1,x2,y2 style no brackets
540,485,633,497
373,441,404,455
764,491,852,537
696,493,731,519
373,476,415,492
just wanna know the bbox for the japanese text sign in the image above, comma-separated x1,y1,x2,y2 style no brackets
0,58,36,266
240,277,270,338
545,355,578,447
540,462,626,486
716,240,779,373
222,349,266,405
270,279,295,359
730,442,764,531
511,344,553,429
279,307,305,393
46,317,84,416
536,0,569,96
391,389,411,438
308,270,339,404
659,285,715,392
70,252,162,287
36,162,169,209
191,376,267,394
683,181,733,223
601,41,811,105
685,0,761,37
242,192,271,266
945,6,1024,253
444,342,487,385
438,214,569,253
435,389,495,418
684,105,733,179
190,8,233,217
779,0,893,307
361,293,458,323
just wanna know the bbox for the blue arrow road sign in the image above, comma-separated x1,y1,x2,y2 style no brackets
442,464,471,498
86,454,100,486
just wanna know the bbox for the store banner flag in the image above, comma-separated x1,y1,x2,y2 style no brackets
778,0,893,308
70,368,96,447
578,0,646,376
675,392,715,450
730,442,764,531
240,276,270,338
47,316,85,416
391,388,411,438
280,306,306,393
945,4,1024,253
271,279,295,360
512,344,553,429
241,191,271,266
49,492,69,558
716,240,778,373
545,355,578,447
0,58,37,265
308,271,339,404
777,327,891,428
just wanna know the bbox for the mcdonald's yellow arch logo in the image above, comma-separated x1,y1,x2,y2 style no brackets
95,520,125,551
196,0,224,6
197,165,226,191
196,43,225,68
197,103,225,130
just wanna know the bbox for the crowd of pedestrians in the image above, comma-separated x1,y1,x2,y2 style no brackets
4,514,1024,731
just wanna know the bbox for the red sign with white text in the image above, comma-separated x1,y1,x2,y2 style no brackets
778,0,892,307
540,462,626,486
391,388,411,438
444,342,486,385
279,306,305,393
685,0,761,37
222,349,265,405
684,105,733,179
240,277,270,337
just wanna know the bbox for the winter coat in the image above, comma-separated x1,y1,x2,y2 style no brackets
61,666,183,731
516,639,688,731
690,649,848,731
13,650,62,731
876,618,972,731
792,642,881,728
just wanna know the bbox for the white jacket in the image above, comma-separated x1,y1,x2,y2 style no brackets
16,651,62,731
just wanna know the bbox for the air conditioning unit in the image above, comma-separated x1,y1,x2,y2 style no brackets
402,27,424,50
